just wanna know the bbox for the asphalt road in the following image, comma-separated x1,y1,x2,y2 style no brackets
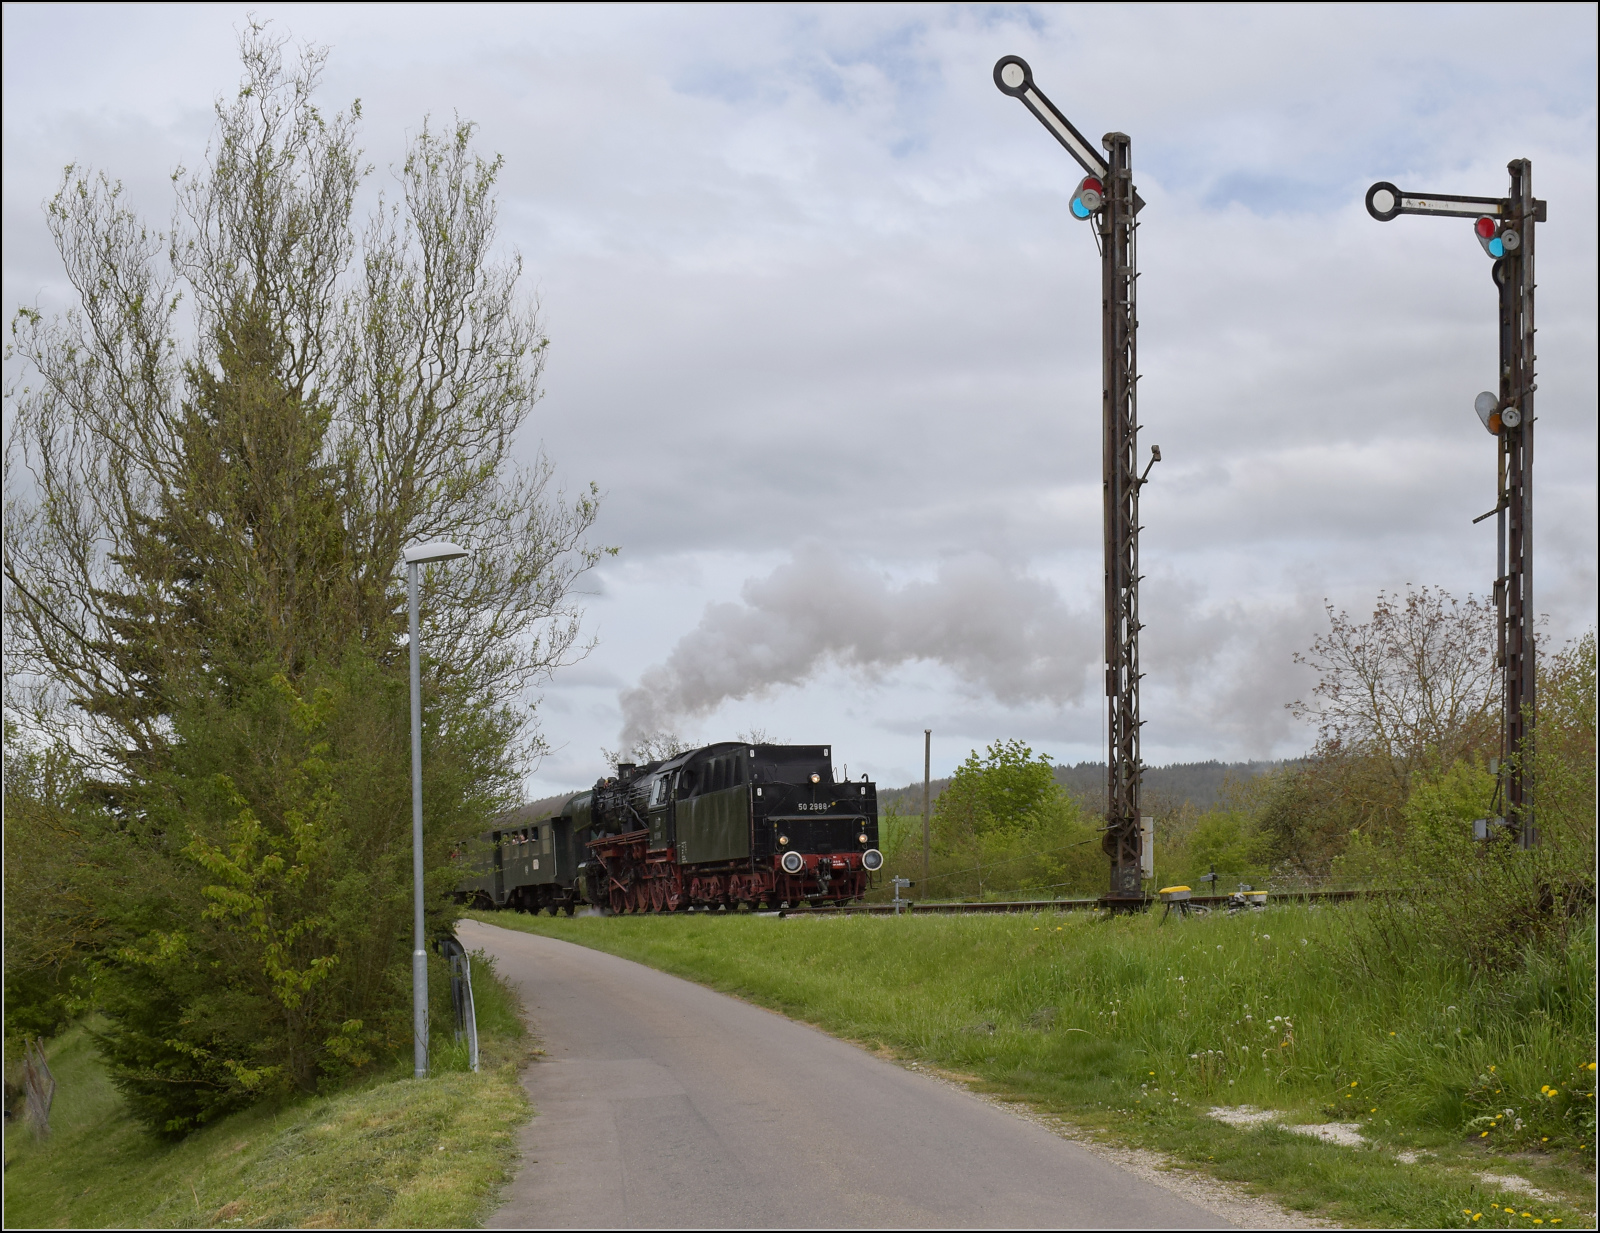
457,918,1233,1230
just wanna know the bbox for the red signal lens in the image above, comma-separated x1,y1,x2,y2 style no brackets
1475,216,1497,239
1082,177,1103,195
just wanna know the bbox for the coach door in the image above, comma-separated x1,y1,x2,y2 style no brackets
492,832,505,903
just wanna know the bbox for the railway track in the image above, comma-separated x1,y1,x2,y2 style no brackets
780,889,1368,916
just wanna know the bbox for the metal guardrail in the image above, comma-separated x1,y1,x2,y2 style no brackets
782,889,1368,917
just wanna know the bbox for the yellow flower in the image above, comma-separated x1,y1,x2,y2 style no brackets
1370,1107,1376,1113
1350,1080,1359,1087
1481,1131,1490,1138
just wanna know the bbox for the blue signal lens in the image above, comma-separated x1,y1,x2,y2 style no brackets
1071,198,1091,220
1488,237,1505,258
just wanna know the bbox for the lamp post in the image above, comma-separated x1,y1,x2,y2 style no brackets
403,539,471,1078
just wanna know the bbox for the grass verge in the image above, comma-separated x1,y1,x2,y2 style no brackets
3,949,532,1229
469,904,1597,1229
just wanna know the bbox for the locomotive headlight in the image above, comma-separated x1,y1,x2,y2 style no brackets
778,834,789,846
781,850,805,875
859,833,869,844
810,773,821,784
862,849,884,872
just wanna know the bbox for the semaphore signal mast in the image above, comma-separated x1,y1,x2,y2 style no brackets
1366,167,1545,847
994,56,1159,904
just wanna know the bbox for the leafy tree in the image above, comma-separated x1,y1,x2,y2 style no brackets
90,655,513,1135
928,741,1100,899
2,25,599,1131
2,723,102,1043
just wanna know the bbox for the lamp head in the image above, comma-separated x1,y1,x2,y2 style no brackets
403,540,471,566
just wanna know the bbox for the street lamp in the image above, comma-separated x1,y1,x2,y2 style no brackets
402,539,471,1077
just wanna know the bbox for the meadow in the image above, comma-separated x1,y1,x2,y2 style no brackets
476,902,1597,1229
2,952,531,1229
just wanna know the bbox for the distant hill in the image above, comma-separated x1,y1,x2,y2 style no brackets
877,759,1295,816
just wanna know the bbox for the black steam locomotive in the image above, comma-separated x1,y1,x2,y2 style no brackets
457,742,883,913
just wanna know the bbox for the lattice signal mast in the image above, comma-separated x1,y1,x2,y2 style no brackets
1366,167,1545,847
994,56,1159,902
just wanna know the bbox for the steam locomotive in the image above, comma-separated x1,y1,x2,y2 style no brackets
457,742,883,913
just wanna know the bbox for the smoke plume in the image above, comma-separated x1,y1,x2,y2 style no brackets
618,547,1096,745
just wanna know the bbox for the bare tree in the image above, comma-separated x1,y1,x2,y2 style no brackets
1289,587,1498,794
602,730,694,771
4,23,603,777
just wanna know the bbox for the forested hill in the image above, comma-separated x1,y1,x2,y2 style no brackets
876,759,1293,815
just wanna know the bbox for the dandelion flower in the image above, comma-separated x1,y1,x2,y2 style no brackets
1350,1080,1359,1087
1481,1131,1490,1137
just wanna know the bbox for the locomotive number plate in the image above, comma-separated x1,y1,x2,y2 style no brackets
796,802,832,811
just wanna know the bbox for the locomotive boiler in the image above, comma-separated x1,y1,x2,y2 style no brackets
457,742,883,913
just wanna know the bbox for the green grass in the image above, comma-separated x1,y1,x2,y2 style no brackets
3,950,532,1229
470,904,1597,1229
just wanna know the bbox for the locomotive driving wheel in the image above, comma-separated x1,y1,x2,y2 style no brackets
649,878,666,912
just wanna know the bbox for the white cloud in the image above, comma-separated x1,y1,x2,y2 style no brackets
4,3,1594,795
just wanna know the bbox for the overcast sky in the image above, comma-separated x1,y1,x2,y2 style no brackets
5,3,1596,794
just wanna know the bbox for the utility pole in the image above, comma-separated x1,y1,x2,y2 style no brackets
922,729,931,899
994,56,1157,904
1366,168,1544,847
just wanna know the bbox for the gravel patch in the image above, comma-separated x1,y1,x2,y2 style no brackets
1209,1105,1281,1129
1209,1107,1369,1149
1285,1123,1367,1148
1477,1173,1565,1205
